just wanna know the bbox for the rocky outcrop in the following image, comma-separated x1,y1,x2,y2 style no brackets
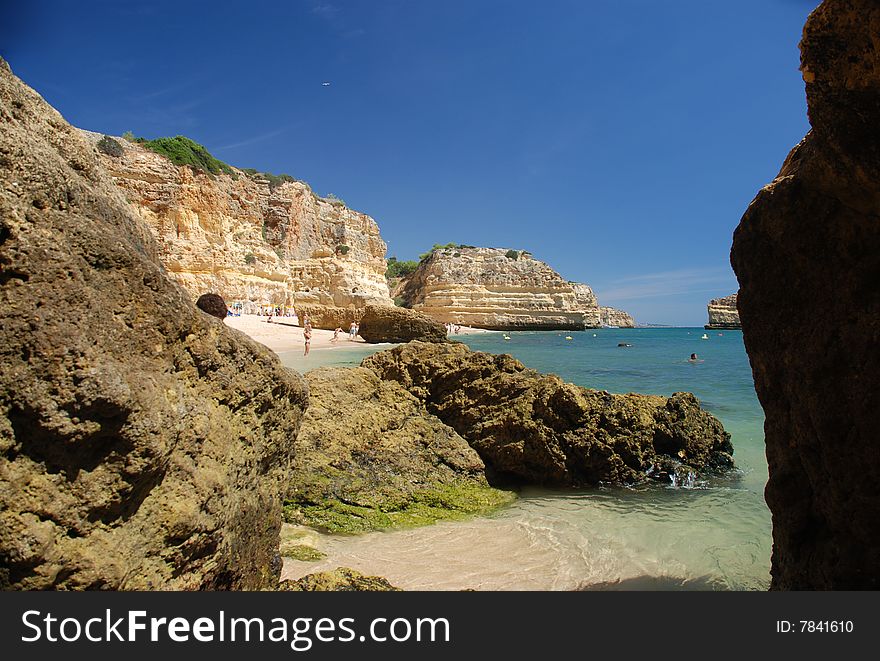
285,367,513,533
398,246,603,330
731,0,880,589
0,59,308,590
81,131,392,309
358,304,448,344
295,304,362,331
363,342,733,486
279,568,400,591
705,294,741,330
600,307,635,328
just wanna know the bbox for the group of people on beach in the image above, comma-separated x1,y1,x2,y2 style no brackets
445,322,462,334
331,321,360,343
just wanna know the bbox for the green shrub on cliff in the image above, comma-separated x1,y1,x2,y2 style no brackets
505,249,520,260
386,257,419,279
139,135,235,176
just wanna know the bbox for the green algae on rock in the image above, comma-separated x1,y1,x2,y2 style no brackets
279,567,400,591
363,341,734,487
284,367,514,534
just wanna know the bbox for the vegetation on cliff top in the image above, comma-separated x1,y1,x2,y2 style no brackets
386,257,419,279
124,133,235,176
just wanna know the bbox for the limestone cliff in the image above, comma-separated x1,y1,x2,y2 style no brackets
705,294,741,330
398,246,603,330
82,131,391,309
600,307,635,328
0,59,308,590
731,0,880,589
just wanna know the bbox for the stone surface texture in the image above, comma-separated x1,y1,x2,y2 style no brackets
731,0,880,589
0,59,308,590
363,342,733,487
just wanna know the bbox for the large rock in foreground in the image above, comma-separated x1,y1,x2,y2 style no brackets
286,367,512,533
358,304,448,343
0,59,308,590
731,0,880,589
363,342,733,486
705,294,741,330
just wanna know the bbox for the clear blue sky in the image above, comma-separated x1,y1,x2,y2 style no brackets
2,0,817,325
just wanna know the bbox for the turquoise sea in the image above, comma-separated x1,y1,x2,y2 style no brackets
280,328,770,590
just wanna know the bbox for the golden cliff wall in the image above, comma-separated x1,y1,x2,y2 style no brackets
82,132,392,309
398,247,604,330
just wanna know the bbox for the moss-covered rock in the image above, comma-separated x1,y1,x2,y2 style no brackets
279,568,400,591
285,367,514,533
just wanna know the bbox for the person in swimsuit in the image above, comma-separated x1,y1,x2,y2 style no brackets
303,323,312,356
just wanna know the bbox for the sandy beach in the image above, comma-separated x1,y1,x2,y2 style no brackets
225,314,493,354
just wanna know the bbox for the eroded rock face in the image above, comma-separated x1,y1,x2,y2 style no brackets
295,304,362,331
731,0,880,589
398,247,604,330
285,367,512,533
600,307,635,328
705,294,741,330
358,304,448,343
82,131,392,309
363,342,733,486
0,59,308,590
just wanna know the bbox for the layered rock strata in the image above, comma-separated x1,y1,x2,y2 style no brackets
363,342,733,486
600,307,635,328
358,304,449,344
398,247,604,330
82,131,392,309
705,294,741,330
731,0,880,589
285,367,513,533
0,59,308,590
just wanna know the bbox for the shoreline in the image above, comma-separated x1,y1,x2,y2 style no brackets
225,314,495,355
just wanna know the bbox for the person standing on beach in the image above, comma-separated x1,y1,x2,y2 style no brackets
349,321,357,340
303,322,312,357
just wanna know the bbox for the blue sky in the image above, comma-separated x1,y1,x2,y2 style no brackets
2,0,816,325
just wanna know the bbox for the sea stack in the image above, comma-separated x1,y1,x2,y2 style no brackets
705,294,741,330
599,307,635,328
397,246,608,330
731,0,880,589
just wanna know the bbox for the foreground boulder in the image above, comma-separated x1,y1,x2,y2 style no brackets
363,342,733,486
0,59,308,589
357,303,448,343
731,0,880,589
286,367,513,533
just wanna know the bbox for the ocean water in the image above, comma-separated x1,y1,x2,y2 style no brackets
280,328,771,590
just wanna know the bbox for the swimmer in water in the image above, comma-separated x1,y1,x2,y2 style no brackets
688,353,703,363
